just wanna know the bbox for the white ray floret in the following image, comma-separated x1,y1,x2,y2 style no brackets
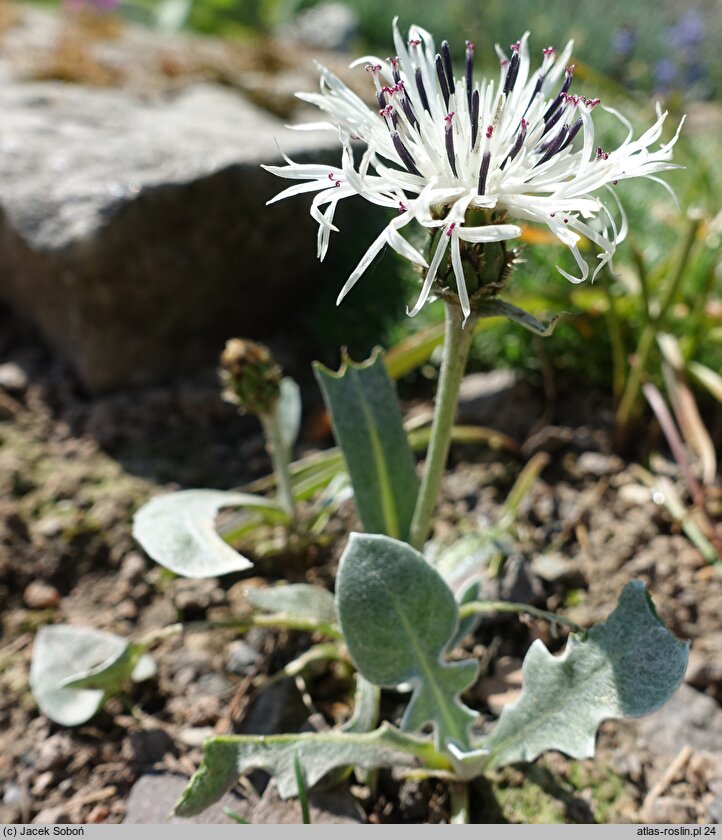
263,20,683,321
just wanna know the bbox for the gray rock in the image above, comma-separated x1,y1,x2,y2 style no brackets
227,640,262,675
635,684,722,756
239,679,310,737
283,3,360,51
251,782,365,824
456,370,539,438
0,78,345,392
124,772,251,824
0,362,28,393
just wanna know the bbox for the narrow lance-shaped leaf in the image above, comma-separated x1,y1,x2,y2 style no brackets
336,533,479,752
482,580,689,767
313,349,418,540
133,489,285,578
476,299,564,336
173,724,445,815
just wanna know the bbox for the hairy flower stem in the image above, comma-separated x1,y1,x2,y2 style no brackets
409,302,476,550
261,409,297,522
449,780,470,824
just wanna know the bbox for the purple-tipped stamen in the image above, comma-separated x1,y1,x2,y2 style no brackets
444,112,458,177
389,56,401,84
501,118,528,169
559,117,583,152
477,150,491,194
465,41,474,108
536,124,569,165
541,104,564,138
470,88,480,148
392,131,422,176
543,65,575,121
415,66,431,113
503,43,521,95
435,53,451,108
441,40,454,92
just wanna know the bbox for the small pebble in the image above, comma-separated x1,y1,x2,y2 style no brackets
0,362,28,393
23,581,61,610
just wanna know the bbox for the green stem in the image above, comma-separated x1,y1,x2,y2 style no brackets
261,408,297,521
615,216,700,442
458,600,581,631
449,780,470,824
409,303,476,550
602,275,626,406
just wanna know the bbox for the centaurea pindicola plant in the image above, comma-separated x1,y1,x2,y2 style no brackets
30,22,689,824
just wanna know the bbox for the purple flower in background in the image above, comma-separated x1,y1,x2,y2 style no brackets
654,58,678,92
665,10,705,52
611,27,637,58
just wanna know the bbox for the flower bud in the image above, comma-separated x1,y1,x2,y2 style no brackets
219,338,282,417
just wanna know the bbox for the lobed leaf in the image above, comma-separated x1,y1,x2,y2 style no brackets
476,299,564,336
173,724,442,815
482,580,689,767
133,489,285,578
313,350,418,540
336,533,478,751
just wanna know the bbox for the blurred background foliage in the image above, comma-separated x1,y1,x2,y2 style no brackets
44,0,722,435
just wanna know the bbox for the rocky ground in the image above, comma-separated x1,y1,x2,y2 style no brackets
1,302,721,825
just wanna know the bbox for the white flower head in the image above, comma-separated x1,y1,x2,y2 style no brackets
263,21,683,322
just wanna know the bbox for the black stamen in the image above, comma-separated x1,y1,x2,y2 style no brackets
522,72,545,117
436,54,451,108
392,131,422,176
501,120,528,169
503,51,520,95
477,150,491,194
445,119,457,177
536,124,569,166
391,60,401,85
377,91,387,112
559,117,583,152
415,67,431,113
543,70,573,121
401,95,419,131
441,40,454,93
465,41,474,109
470,88,479,148
541,104,564,138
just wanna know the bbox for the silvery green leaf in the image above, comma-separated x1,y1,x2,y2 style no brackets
247,583,337,627
314,349,418,540
336,533,478,751
30,625,152,726
477,299,564,336
133,490,284,578
277,377,302,452
342,676,380,734
174,724,437,814
483,580,689,767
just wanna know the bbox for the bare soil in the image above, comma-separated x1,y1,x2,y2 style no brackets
1,303,721,825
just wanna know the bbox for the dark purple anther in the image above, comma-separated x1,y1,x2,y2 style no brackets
392,131,422,176
536,124,569,165
543,65,575,121
400,91,420,131
445,113,458,177
389,56,401,84
415,67,431,113
465,40,474,107
503,50,520,95
477,150,491,194
501,118,528,169
559,117,583,152
541,104,564,138
441,40,454,92
470,88,479,147
436,53,451,108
